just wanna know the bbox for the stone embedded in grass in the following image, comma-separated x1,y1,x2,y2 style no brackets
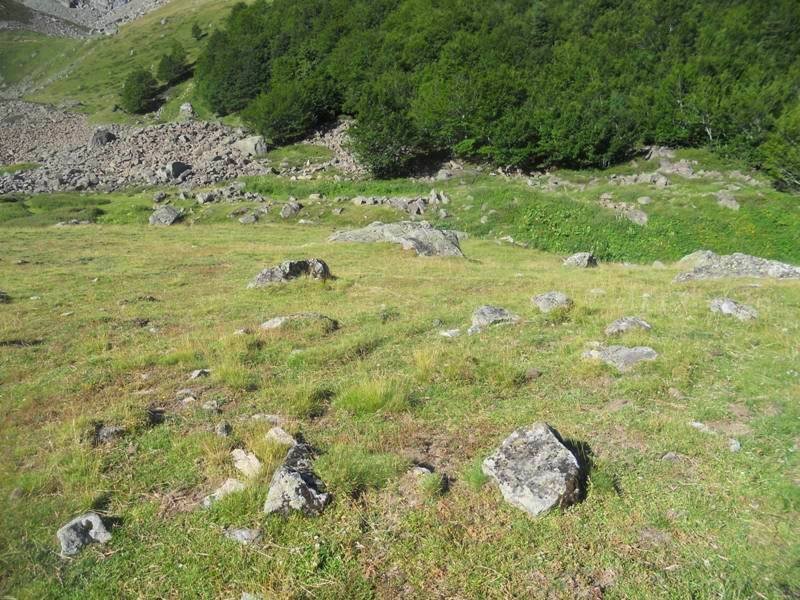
439,329,461,338
468,305,520,335
153,191,167,203
215,421,232,437
280,201,302,219
232,449,262,479
56,512,112,556
0,290,11,304
715,190,740,211
329,221,465,257
189,369,210,380
91,422,125,446
525,367,543,382
563,252,597,268
482,422,583,517
674,251,800,281
532,291,573,313
264,444,330,517
202,400,221,413
223,527,262,545
582,345,658,372
149,205,182,226
239,213,258,225
709,298,757,321
604,316,652,336
266,426,296,447
260,313,339,333
729,438,742,452
690,421,714,435
637,196,652,205
248,259,331,287
202,478,246,508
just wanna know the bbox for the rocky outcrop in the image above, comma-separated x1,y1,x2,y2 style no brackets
248,259,331,287
351,189,450,217
674,251,800,282
329,221,465,257
483,423,583,517
264,444,330,517
56,512,112,556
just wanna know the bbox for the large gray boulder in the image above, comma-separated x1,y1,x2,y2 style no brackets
248,259,331,287
583,345,657,371
264,444,330,517
709,298,757,321
90,128,116,147
605,316,652,336
148,205,181,226
234,135,268,157
468,305,520,335
329,221,464,257
482,423,583,517
56,512,112,556
563,252,597,268
675,251,800,282
532,291,573,313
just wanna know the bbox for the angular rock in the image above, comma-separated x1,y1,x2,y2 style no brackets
153,191,167,203
215,421,232,437
248,259,331,287
234,136,268,157
482,423,583,517
329,221,464,257
605,316,652,336
239,213,257,225
563,252,597,268
224,527,262,545
56,512,112,556
264,444,330,517
280,201,302,219
202,478,246,508
90,128,116,147
260,313,338,333
709,298,757,321
468,305,520,335
532,291,573,313
189,368,210,380
178,102,194,119
232,449,262,479
583,345,658,371
149,205,181,226
674,251,800,281
163,161,191,180
266,426,297,447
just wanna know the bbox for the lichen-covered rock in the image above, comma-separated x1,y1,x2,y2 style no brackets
583,345,657,371
563,252,597,268
260,313,339,333
532,291,573,313
604,316,652,336
264,444,330,517
709,298,757,321
56,512,112,556
482,423,583,517
329,221,464,257
468,305,520,335
675,251,800,282
148,205,181,226
248,259,331,287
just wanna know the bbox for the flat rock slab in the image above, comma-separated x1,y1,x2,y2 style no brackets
468,305,520,335
563,252,597,268
329,221,465,257
605,316,652,336
264,444,330,517
483,423,583,517
260,313,339,333
709,298,757,321
248,259,331,287
675,251,800,281
532,291,573,313
57,512,112,556
583,345,658,371
149,205,182,226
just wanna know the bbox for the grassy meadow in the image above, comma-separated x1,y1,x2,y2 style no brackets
1,161,799,597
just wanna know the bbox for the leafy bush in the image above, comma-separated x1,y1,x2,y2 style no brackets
120,68,157,114
156,42,189,85
760,100,800,191
191,23,203,41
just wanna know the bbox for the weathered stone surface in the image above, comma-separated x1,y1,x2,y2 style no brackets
189,368,210,379
248,259,331,287
224,528,262,545
232,449,262,479
260,313,339,333
234,136,268,157
92,423,125,445
266,426,297,447
56,512,112,556
709,298,757,321
482,423,583,517
215,421,232,437
280,201,302,219
468,305,520,335
163,161,191,180
329,221,464,257
605,316,652,336
532,291,572,313
202,478,246,508
239,213,258,225
178,102,194,119
583,345,657,371
264,444,330,517
563,252,597,268
148,205,181,226
90,128,116,147
675,251,800,281
715,191,740,211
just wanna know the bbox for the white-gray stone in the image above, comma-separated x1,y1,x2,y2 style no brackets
563,252,597,268
709,298,757,321
329,221,464,257
583,345,658,371
56,512,112,556
232,449,262,479
202,478,246,508
264,444,330,517
604,316,652,336
468,305,520,335
532,291,573,313
675,251,800,282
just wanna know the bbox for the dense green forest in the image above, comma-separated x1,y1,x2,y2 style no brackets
195,0,800,183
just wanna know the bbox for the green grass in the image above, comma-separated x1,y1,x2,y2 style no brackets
0,162,37,175
0,204,798,597
0,30,79,88
265,143,335,167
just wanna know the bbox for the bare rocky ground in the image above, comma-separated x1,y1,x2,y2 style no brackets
15,0,169,34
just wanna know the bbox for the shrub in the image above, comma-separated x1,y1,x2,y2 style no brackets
120,68,157,114
156,42,189,85
760,100,800,190
191,23,203,41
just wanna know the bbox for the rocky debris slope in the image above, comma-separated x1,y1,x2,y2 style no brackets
483,423,583,517
0,2,87,37
675,251,800,282
0,102,271,193
329,221,465,257
17,0,168,33
304,120,367,178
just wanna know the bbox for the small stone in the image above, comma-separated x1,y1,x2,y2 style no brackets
637,196,652,205
690,421,715,435
709,298,757,321
232,449,262,478
468,305,520,335
604,316,652,336
202,478,246,508
224,528,262,545
56,512,112,556
582,345,658,372
661,452,681,462
728,438,741,453
189,369,210,380
149,205,182,226
202,400,221,413
280,201,302,219
264,444,330,516
532,291,573,313
215,421,232,437
563,252,597,268
524,368,543,382
439,329,461,338
265,426,296,446
248,259,331,287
